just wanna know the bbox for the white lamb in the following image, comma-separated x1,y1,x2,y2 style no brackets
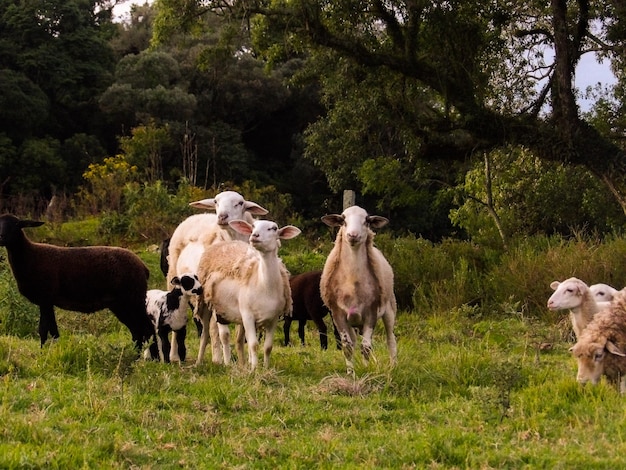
589,283,619,302
320,205,397,376
195,219,301,370
547,277,610,339
166,190,269,364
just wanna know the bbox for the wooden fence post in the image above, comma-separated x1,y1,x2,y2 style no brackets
343,190,355,210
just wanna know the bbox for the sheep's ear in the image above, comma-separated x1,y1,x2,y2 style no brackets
550,281,560,291
18,219,44,229
606,341,626,357
321,214,344,227
229,219,253,235
244,201,269,216
367,215,389,229
171,276,181,286
278,225,301,240
189,198,216,210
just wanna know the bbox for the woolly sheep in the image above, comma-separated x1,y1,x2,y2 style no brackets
320,205,397,376
166,191,269,364
547,277,610,339
0,214,153,351
286,270,341,350
145,273,202,363
589,283,619,302
195,219,301,369
569,288,626,393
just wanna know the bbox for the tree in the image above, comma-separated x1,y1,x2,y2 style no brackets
151,0,626,215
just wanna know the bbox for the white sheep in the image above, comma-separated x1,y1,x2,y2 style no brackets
589,283,619,302
547,277,610,339
569,288,626,393
320,205,397,376
195,219,301,370
166,190,269,364
145,273,202,363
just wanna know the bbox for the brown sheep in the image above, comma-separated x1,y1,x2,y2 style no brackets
0,214,153,351
570,288,626,393
320,205,397,375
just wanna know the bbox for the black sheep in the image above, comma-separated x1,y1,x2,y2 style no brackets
0,214,154,351
286,270,341,350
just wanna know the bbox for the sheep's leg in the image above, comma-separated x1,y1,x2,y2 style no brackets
217,323,232,365
241,315,259,370
283,316,292,346
170,330,180,362
235,325,246,365
195,301,212,366
209,314,223,364
170,325,187,363
38,304,60,346
262,317,279,368
157,327,169,362
381,309,397,365
331,310,356,376
297,320,306,346
310,315,329,350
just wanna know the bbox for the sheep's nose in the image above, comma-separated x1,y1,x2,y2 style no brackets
347,232,360,244
217,214,229,224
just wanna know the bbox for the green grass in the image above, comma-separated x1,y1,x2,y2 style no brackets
0,307,626,469
4,241,626,468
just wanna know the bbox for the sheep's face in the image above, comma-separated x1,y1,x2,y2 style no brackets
188,191,268,226
229,220,301,253
570,341,606,385
321,206,389,247
173,273,202,296
589,283,618,302
0,214,44,246
547,278,586,311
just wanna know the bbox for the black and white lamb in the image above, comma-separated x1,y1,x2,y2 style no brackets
0,214,154,351
146,273,202,363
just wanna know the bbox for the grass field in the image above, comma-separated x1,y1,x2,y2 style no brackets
1,302,626,469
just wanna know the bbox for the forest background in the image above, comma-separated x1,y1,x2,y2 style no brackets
2,0,626,317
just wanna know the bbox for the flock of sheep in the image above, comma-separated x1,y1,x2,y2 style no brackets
548,277,626,393
0,190,397,376
7,188,626,389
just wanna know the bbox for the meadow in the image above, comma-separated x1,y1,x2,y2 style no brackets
2,235,626,468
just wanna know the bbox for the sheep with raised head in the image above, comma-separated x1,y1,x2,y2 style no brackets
320,205,397,376
145,273,202,363
589,283,619,302
285,270,341,350
165,190,269,363
569,288,626,393
547,277,610,339
195,219,301,369
0,214,153,351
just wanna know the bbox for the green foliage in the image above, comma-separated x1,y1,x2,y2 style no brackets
449,147,623,246
76,154,139,215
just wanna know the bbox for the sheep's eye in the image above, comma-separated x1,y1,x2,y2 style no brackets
594,352,604,361
237,201,243,207
565,288,573,293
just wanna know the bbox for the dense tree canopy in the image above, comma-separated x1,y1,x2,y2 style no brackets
2,0,626,242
